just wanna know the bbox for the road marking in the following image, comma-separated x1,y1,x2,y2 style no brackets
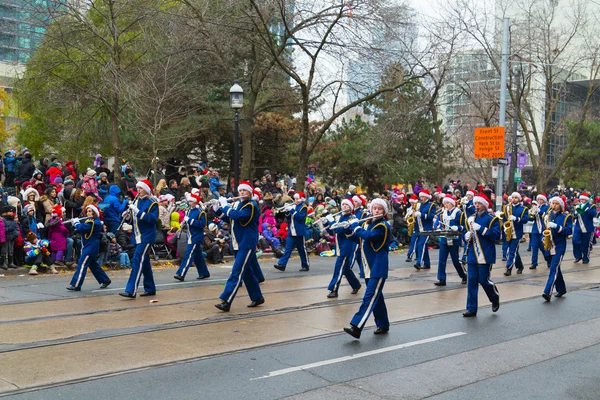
252,331,466,380
91,279,228,292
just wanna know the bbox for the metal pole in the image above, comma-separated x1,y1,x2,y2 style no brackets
495,18,510,211
234,110,240,192
508,70,521,193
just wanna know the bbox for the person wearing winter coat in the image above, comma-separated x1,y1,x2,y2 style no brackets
16,153,36,188
0,216,6,270
45,162,63,184
102,185,129,234
46,205,69,265
120,168,137,195
29,170,46,196
2,205,19,269
24,232,57,275
40,187,59,224
97,173,110,199
82,169,99,197
64,188,84,221
21,204,41,239
262,222,281,248
117,223,135,259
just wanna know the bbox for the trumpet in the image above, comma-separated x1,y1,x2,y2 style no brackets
63,217,89,225
274,202,295,213
312,210,342,226
330,215,379,230
201,195,247,207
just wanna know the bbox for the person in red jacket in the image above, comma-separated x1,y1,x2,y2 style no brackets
46,162,63,184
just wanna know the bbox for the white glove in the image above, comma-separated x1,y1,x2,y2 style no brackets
414,211,421,218
471,222,481,231
212,200,220,212
285,203,295,212
547,221,557,229
73,219,80,226
495,211,503,217
465,231,473,241
338,221,350,229
450,225,459,232
468,216,475,224
508,215,517,221
326,214,335,223
219,197,229,208
128,204,139,215
183,216,190,223
36,222,44,229
122,210,129,217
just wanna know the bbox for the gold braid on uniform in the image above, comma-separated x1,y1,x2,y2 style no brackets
84,219,94,240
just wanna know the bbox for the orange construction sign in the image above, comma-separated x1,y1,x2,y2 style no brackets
474,126,505,159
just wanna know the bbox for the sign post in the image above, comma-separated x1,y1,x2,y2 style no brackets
474,127,505,210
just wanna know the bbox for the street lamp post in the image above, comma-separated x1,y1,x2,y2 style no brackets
230,80,244,191
507,66,522,193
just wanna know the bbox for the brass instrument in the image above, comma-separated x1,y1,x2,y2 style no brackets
312,210,342,226
274,203,295,213
330,215,379,230
528,206,538,219
466,215,486,264
407,204,417,236
504,204,516,240
542,213,553,251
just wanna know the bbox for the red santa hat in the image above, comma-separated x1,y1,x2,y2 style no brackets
185,192,202,204
253,188,262,202
341,198,354,211
550,196,565,211
466,190,475,197
294,191,306,201
442,194,456,207
510,191,522,201
86,204,100,217
409,194,418,203
536,193,547,203
52,204,63,218
136,179,154,196
473,193,492,209
579,192,590,201
419,189,432,199
238,180,253,194
352,195,367,207
370,198,388,214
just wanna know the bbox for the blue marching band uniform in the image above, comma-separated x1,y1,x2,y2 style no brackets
325,209,362,297
460,194,476,264
530,196,551,269
351,203,369,278
405,198,419,262
67,206,111,291
434,200,467,286
174,196,210,281
414,192,436,270
543,198,573,301
464,197,501,317
215,187,264,312
275,194,310,272
572,194,597,264
501,194,530,275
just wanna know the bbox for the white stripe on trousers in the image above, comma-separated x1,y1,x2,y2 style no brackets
419,237,428,265
301,237,310,266
334,256,348,292
133,244,150,295
549,254,565,295
182,244,196,275
227,251,252,304
488,264,499,297
74,255,90,288
357,279,384,329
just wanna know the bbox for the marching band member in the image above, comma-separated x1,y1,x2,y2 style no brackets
405,194,419,263
530,194,551,269
274,191,310,272
542,196,572,301
501,192,529,276
414,189,436,270
119,180,159,298
173,193,210,281
434,195,467,286
67,205,111,291
342,198,391,339
326,198,361,298
351,195,369,278
214,182,264,311
572,192,597,264
463,193,501,317
460,190,476,264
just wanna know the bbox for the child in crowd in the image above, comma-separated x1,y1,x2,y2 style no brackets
24,232,56,275
107,232,131,269
2,206,19,269
47,205,69,265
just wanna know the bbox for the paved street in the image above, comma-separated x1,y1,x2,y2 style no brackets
1,244,600,399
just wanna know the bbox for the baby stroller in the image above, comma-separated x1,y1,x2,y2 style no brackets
151,227,174,261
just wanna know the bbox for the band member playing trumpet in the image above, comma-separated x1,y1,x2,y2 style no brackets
414,189,436,270
214,181,264,311
463,194,501,317
530,194,551,269
325,199,362,298
174,193,210,281
343,199,391,339
501,192,529,276
434,195,467,286
274,191,310,272
572,192,597,264
542,197,573,301
405,194,419,263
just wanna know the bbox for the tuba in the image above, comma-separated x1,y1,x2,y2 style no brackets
542,213,553,251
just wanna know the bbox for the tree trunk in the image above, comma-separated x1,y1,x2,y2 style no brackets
295,88,310,190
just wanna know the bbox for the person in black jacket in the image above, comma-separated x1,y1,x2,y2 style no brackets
15,153,36,189
117,223,135,259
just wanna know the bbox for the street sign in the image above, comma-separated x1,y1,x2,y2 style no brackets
474,126,505,159
492,166,499,178
514,168,521,183
498,158,508,165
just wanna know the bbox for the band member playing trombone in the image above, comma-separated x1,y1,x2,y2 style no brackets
530,194,551,269
500,192,529,276
434,195,467,286
542,196,572,301
414,189,436,270
214,181,264,311
174,193,210,281
274,191,310,272
463,193,501,317
572,192,597,264
343,198,391,339
325,198,362,298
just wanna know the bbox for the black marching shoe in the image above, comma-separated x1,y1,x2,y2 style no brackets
555,291,567,298
501,257,507,262
299,267,309,272
529,265,537,270
405,257,412,262
174,275,184,281
503,270,512,276
66,286,81,291
274,264,286,272
140,291,156,297
351,285,361,294
461,277,468,284
99,279,111,289
247,297,265,308
374,327,389,335
327,291,338,298
258,278,265,283
413,264,421,271
119,292,136,299
215,301,231,312
343,325,361,339
574,258,582,263
196,275,210,280
492,302,500,312
434,280,446,286
462,311,477,318
516,268,523,274
542,293,551,302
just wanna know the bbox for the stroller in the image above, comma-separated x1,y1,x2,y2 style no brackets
151,227,174,261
